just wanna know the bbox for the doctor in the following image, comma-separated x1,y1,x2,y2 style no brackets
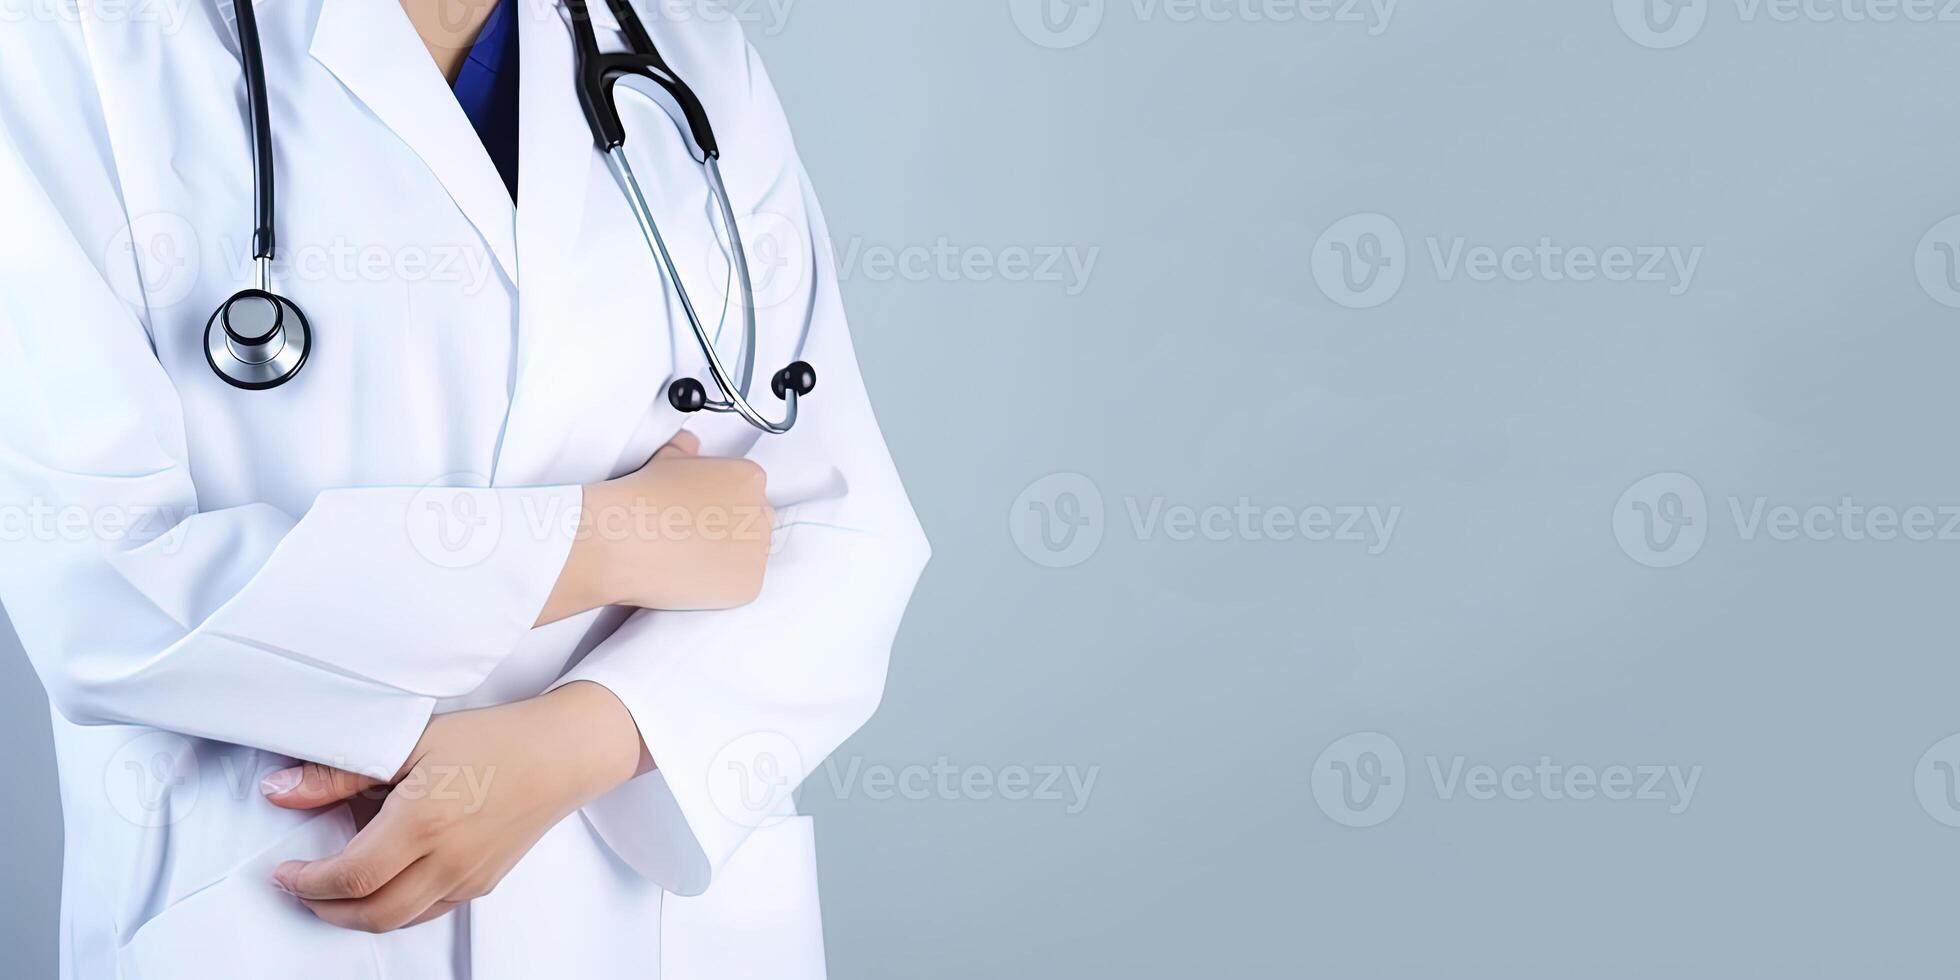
0,0,928,977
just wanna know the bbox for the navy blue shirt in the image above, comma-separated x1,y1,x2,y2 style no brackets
453,0,520,199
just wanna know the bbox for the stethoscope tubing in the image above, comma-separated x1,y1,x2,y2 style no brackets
232,0,277,264
209,0,813,430
604,148,799,435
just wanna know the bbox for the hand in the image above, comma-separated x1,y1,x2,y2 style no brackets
536,431,776,625
258,682,647,933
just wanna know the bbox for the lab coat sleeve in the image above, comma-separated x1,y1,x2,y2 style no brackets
552,44,931,896
0,51,580,782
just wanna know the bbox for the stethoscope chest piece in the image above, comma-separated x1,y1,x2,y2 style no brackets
205,288,311,390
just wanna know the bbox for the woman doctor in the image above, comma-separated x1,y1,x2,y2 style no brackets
0,0,928,977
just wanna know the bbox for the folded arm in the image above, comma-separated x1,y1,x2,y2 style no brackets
0,54,765,780
561,45,931,895
262,43,930,923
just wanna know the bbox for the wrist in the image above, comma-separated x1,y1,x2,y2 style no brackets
541,681,647,802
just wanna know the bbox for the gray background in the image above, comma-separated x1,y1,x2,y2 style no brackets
10,0,1960,976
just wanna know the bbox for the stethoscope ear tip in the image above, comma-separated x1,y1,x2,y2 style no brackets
668,362,815,427
771,361,816,401
669,377,710,413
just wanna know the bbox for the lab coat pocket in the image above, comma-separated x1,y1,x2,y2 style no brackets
661,815,827,980
117,808,381,980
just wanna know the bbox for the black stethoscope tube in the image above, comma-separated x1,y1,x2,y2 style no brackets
234,0,277,264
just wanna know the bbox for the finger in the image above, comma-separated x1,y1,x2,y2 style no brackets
261,763,385,810
653,431,700,459
273,803,424,900
299,857,457,935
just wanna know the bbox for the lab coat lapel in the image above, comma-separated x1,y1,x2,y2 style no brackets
494,0,691,486
496,0,613,486
310,0,518,284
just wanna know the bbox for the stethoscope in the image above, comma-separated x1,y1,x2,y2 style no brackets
208,0,815,434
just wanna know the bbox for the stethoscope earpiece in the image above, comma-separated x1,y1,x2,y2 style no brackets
668,360,816,420
771,361,816,401
669,378,709,413
205,288,311,390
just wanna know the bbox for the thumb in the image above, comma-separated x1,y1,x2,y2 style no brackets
260,762,384,810
653,430,701,460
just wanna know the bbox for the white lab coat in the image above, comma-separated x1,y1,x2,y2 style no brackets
0,0,929,977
